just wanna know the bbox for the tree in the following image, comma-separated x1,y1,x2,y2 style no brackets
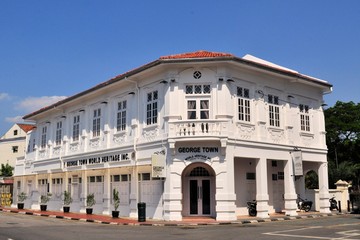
325,101,360,189
305,170,318,189
0,163,14,177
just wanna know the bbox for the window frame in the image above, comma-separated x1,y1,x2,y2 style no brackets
40,126,47,149
299,104,311,132
12,146,19,153
55,121,63,146
72,115,80,142
146,90,158,126
186,98,210,120
92,108,101,137
268,94,280,127
116,100,127,132
237,86,251,122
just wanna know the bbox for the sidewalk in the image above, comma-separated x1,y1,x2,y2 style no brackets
0,206,343,226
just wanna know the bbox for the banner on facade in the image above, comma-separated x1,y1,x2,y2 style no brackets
291,150,303,176
151,152,166,178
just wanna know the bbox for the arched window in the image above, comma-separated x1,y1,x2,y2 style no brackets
189,167,210,177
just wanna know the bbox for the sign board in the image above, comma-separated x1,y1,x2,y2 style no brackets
292,150,303,176
151,153,166,178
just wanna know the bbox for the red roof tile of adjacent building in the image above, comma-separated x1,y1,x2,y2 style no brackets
17,124,36,133
160,50,234,59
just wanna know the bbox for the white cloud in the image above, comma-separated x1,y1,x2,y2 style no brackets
5,115,25,123
0,93,10,101
16,96,68,113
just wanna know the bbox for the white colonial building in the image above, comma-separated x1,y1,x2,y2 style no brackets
13,50,332,221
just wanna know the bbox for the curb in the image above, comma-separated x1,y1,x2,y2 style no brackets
0,208,344,226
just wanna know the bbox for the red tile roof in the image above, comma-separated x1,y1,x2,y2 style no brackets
160,50,233,59
17,123,36,133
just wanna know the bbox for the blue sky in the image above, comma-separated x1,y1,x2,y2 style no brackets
1,0,359,135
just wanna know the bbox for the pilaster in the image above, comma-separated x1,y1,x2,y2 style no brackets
256,157,269,218
284,158,298,216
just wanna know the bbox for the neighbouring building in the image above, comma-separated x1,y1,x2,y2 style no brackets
0,123,36,169
0,123,35,206
13,50,332,221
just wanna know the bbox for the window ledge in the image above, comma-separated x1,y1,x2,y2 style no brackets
268,126,284,132
114,131,126,137
90,136,101,141
143,124,159,131
236,121,255,128
300,132,314,138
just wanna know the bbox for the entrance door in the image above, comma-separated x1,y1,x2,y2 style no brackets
189,178,211,215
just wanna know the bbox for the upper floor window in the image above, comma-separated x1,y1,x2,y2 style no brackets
268,94,280,127
41,126,47,148
32,139,36,151
187,99,209,119
185,84,211,94
28,139,35,153
237,87,251,122
92,108,101,137
117,100,127,131
146,91,158,125
299,104,310,132
12,146,18,153
13,130,18,136
55,121,62,145
72,115,80,141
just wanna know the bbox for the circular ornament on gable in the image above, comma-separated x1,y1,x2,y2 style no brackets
193,71,202,79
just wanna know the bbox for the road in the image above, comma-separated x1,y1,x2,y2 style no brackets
0,212,359,240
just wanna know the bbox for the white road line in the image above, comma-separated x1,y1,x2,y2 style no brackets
264,226,360,240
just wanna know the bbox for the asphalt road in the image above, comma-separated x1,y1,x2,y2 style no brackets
0,212,359,240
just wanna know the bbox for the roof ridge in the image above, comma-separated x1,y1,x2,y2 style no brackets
160,50,233,59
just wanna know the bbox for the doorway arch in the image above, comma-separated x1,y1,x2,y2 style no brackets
182,163,216,217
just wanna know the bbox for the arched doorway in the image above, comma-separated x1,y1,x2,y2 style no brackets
182,163,216,217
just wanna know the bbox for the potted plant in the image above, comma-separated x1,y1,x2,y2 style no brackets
112,189,120,218
17,192,27,209
40,193,52,211
63,190,72,213
86,193,96,214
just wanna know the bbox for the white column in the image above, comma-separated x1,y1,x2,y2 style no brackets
163,163,182,221
256,158,269,218
129,166,138,218
318,162,331,213
31,174,40,210
215,149,237,221
284,158,298,216
80,170,87,213
102,168,111,215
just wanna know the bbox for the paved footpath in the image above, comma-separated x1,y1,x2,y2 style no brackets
0,206,343,226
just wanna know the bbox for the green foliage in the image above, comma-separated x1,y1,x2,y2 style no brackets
86,193,96,208
17,192,27,202
325,101,360,189
328,161,360,187
63,190,73,206
0,163,14,177
305,170,318,189
112,189,120,211
40,193,52,204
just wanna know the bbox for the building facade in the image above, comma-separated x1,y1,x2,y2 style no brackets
0,123,35,168
13,51,332,221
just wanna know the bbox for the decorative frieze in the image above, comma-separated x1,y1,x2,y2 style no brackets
113,132,126,144
268,128,284,144
236,123,255,140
